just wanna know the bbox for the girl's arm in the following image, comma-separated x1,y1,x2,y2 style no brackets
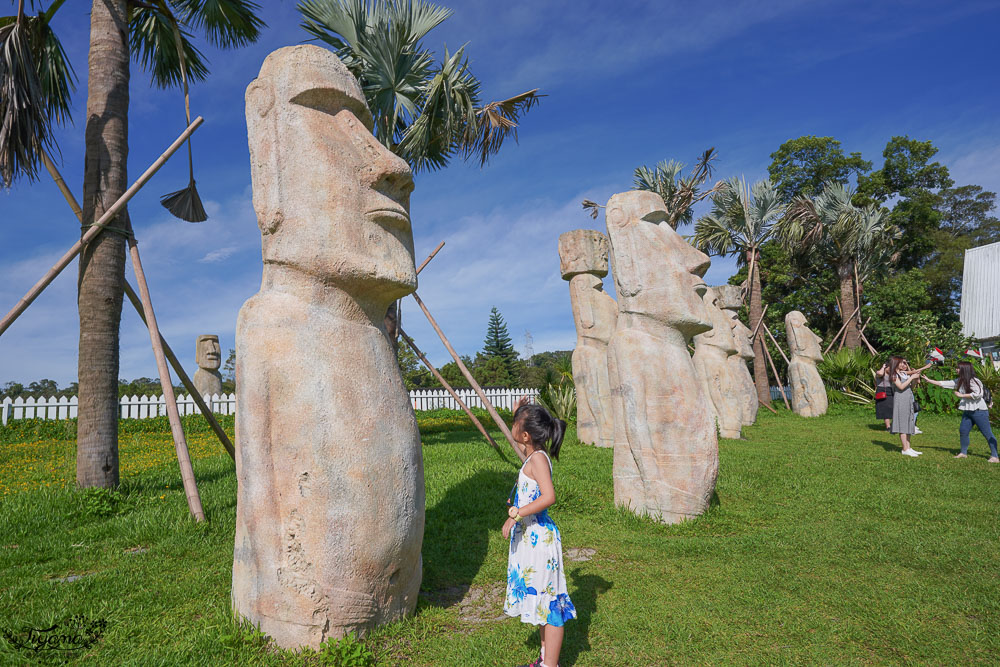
923,378,949,387
914,363,934,372
893,373,920,391
513,457,556,517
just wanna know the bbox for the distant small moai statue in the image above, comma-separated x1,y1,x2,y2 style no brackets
604,190,718,524
785,310,828,417
714,285,758,426
692,288,743,439
233,45,424,650
193,334,223,397
558,229,617,448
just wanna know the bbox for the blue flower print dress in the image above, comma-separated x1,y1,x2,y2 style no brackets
504,451,576,627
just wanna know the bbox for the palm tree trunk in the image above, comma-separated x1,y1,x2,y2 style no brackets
76,0,129,488
838,260,860,349
748,248,771,405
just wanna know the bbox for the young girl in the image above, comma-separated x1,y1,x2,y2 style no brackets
923,361,999,462
503,397,575,667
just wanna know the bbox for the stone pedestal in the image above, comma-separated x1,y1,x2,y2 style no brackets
692,288,743,439
715,285,758,426
558,230,617,447
785,310,828,417
233,45,424,650
193,334,223,397
604,190,718,524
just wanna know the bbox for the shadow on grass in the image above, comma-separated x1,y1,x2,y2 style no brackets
560,568,612,666
867,423,892,432
871,438,899,453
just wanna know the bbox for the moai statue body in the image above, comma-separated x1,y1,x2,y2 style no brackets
692,289,743,439
193,334,223,397
715,285,758,426
558,230,617,448
604,190,719,524
785,310,828,417
233,45,424,650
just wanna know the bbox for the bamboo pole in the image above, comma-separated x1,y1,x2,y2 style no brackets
399,328,502,455
859,315,872,335
762,337,791,410
39,148,235,461
125,223,205,521
749,303,770,343
761,322,790,365
824,305,860,355
416,241,445,275
859,330,878,355
0,117,204,337
410,291,521,459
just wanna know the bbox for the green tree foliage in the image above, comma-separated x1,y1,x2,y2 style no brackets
767,136,871,203
476,306,520,385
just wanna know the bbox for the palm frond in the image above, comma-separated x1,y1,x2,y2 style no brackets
465,87,542,168
581,199,602,219
0,17,49,187
172,0,266,49
130,5,210,88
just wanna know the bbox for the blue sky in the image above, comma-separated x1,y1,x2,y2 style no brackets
2,0,1000,386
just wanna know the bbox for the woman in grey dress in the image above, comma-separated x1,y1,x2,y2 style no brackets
888,356,923,457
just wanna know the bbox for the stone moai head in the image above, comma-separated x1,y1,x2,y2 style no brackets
786,310,823,361
714,285,743,312
196,335,222,370
694,288,738,354
558,229,610,280
605,190,712,337
245,45,416,302
713,285,753,358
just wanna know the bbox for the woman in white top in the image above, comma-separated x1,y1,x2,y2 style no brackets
923,361,998,462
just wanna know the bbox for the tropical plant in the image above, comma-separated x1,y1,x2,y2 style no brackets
1,0,264,487
817,348,878,404
298,0,542,172
630,148,721,229
537,382,576,425
780,182,900,349
691,177,785,405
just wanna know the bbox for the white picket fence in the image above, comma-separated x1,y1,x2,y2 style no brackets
1,387,539,426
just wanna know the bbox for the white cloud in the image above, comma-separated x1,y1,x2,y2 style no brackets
200,246,239,263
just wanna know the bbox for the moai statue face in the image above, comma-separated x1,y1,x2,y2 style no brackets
245,45,416,302
713,285,753,359
694,288,737,354
558,229,609,279
786,310,823,362
196,335,221,371
605,191,711,337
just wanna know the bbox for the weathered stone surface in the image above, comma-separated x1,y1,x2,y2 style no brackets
714,285,758,426
785,310,828,417
559,230,616,447
604,190,719,524
693,289,743,439
234,45,424,650
193,334,223,397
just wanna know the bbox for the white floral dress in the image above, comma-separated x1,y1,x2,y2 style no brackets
504,451,576,627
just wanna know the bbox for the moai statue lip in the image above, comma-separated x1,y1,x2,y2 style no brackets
605,190,712,339
196,334,221,371
245,44,417,303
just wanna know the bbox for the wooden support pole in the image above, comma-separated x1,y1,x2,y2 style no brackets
753,323,779,415
859,330,878,355
410,291,522,460
0,117,204,337
749,303,770,343
399,328,501,455
762,337,791,410
39,148,235,462
126,224,205,522
416,241,445,275
825,305,861,355
761,322,790,366
859,315,872,335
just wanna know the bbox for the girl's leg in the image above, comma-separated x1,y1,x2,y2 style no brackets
900,433,910,451
542,624,564,667
959,411,974,455
971,410,999,459
539,626,545,663
884,418,891,430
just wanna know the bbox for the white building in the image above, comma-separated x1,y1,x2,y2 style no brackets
960,240,1000,368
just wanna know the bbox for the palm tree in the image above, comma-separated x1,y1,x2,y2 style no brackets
632,148,720,229
2,0,264,488
298,0,542,173
780,183,898,349
691,177,785,405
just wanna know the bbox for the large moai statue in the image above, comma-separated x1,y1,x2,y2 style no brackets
193,334,223,397
715,285,758,426
233,45,424,650
558,230,618,448
785,310,828,417
604,190,719,524
692,288,743,439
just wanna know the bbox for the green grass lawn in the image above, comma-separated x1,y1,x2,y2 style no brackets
1,406,998,665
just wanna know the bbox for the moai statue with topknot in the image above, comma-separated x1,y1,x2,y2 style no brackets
604,190,719,524
558,230,618,448
714,285,758,426
233,45,424,650
692,288,743,439
785,310,828,417
193,334,223,397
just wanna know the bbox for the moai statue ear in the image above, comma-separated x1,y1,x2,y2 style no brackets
245,80,283,235
606,204,642,298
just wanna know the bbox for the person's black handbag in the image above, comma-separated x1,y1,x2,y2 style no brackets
913,399,921,413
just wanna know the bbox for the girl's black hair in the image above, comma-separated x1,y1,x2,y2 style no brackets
888,355,906,382
956,360,978,394
514,403,566,460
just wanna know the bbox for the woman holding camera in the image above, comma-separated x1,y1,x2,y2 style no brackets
923,361,999,462
888,356,923,457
